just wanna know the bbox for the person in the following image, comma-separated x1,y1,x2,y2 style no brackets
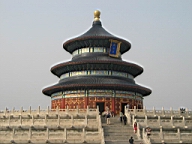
123,115,127,125
126,103,129,110
146,127,151,137
129,136,134,144
106,111,111,125
134,122,137,133
120,111,123,123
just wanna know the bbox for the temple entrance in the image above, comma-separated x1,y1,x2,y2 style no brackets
121,103,127,114
96,102,105,115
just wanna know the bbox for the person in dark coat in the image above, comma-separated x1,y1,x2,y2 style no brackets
129,136,134,144
123,115,127,125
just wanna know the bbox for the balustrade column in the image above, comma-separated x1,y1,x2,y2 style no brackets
64,128,67,142
37,106,40,115
12,128,15,140
153,107,156,116
170,107,173,116
20,107,23,116
46,106,49,116
145,115,148,126
162,107,165,116
28,127,31,141
160,127,163,140
71,115,74,126
85,116,87,127
82,128,85,142
8,115,10,127
44,115,47,126
177,128,181,142
57,115,60,127
47,128,49,140
86,106,89,115
76,106,79,114
183,117,186,128
158,116,161,126
28,106,31,116
171,116,174,127
143,106,146,115
133,106,137,115
66,106,69,114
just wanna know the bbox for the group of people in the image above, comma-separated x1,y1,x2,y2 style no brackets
119,111,127,125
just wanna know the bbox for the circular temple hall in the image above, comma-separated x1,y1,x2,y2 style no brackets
42,10,152,114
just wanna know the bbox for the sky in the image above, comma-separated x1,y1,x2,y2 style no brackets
0,0,192,111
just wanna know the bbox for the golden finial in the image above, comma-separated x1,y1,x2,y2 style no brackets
94,10,101,21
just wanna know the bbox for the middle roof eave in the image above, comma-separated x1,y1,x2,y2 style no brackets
51,60,143,78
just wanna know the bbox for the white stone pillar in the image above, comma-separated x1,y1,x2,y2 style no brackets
158,116,161,126
46,106,49,116
57,115,60,127
64,128,67,142
56,106,59,116
76,105,79,114
4,107,7,117
44,115,47,126
186,108,189,117
28,127,31,141
183,117,186,128
153,107,156,116
71,115,74,126
66,106,69,114
143,106,146,115
37,106,40,115
31,115,34,126
177,128,181,142
86,106,89,115
47,127,49,140
96,105,99,115
85,115,87,127
160,127,163,140
162,107,165,116
145,115,148,126
20,107,23,116
171,116,174,128
12,128,15,141
134,106,137,115
20,115,22,126
11,107,15,116
28,106,31,117
8,115,11,127
82,128,85,142
170,107,173,116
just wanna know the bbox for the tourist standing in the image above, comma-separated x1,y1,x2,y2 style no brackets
123,114,127,125
129,136,134,144
134,122,137,133
120,111,123,123
106,111,111,125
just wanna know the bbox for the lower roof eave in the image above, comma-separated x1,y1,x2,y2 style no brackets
42,84,151,97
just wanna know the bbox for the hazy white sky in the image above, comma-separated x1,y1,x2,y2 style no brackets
0,0,192,110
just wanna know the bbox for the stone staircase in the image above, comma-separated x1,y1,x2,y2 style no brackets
102,116,144,144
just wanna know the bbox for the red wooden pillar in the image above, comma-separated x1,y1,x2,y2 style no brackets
112,97,115,114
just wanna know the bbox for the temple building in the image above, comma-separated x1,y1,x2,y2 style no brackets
42,10,152,114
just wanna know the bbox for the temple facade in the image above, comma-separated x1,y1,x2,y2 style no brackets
42,10,151,114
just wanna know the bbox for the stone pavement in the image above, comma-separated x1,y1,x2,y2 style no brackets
102,116,144,144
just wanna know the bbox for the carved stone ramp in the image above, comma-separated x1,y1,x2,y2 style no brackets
102,116,144,144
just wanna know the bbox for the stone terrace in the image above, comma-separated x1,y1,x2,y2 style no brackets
125,106,192,144
0,106,105,144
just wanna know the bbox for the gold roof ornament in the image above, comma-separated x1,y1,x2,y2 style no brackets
94,10,100,21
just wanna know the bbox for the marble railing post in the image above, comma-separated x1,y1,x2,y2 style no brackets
186,108,189,117
64,128,67,142
127,112,131,125
12,128,15,140
37,106,40,115
20,115,22,126
145,115,148,126
153,107,156,116
96,105,99,115
20,107,23,116
86,106,89,115
178,108,181,115
8,115,10,127
44,115,47,126
134,106,137,115
47,128,49,140
101,128,105,144
143,106,146,115
85,115,87,127
57,115,60,127
171,116,174,128
82,128,85,142
158,116,161,126
66,106,69,114
31,115,34,126
4,107,7,117
76,105,79,114
28,106,31,116
160,127,163,140
46,106,49,116
11,107,15,116
170,107,173,116
56,106,59,116
183,117,186,128
137,123,141,139
162,107,165,116
71,115,74,126
28,127,31,141
177,128,181,142
132,115,135,125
